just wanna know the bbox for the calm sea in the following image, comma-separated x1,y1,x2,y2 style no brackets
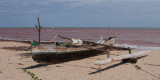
0,28,160,47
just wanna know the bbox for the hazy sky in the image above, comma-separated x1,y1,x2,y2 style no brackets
0,0,160,28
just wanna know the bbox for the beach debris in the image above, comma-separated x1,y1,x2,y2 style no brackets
135,65,141,70
23,69,42,80
134,65,160,79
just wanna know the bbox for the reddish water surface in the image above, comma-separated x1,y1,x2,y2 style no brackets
0,28,160,47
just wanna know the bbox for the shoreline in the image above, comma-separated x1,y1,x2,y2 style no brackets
1,38,160,50
0,38,31,44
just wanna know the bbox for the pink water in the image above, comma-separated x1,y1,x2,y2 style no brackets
0,28,160,47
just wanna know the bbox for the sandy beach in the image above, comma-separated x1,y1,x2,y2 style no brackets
0,41,160,80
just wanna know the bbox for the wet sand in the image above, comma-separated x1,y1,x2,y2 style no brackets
0,41,160,80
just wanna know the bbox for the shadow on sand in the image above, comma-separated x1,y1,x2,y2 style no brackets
63,64,97,70
23,64,48,69
88,56,147,75
88,62,126,75
19,52,32,58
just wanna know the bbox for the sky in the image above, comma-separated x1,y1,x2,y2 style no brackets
0,0,160,28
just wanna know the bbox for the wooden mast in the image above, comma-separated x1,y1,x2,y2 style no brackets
35,17,42,44
106,25,110,38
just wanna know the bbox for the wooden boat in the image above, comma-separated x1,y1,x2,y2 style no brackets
31,35,119,64
31,17,129,64
32,43,105,64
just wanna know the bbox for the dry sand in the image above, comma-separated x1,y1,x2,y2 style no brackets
0,41,160,80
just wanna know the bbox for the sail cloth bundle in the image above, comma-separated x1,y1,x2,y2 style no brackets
96,37,116,45
94,51,150,65
71,38,83,46
96,35,117,45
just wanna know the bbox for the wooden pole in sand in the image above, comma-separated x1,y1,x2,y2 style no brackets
35,17,42,44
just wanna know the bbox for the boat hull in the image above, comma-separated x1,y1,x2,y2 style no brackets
32,49,104,64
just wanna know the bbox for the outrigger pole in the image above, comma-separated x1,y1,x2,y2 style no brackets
35,17,42,44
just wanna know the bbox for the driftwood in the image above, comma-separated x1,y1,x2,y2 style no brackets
94,51,150,65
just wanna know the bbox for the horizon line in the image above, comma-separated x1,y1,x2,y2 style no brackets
0,26,160,29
